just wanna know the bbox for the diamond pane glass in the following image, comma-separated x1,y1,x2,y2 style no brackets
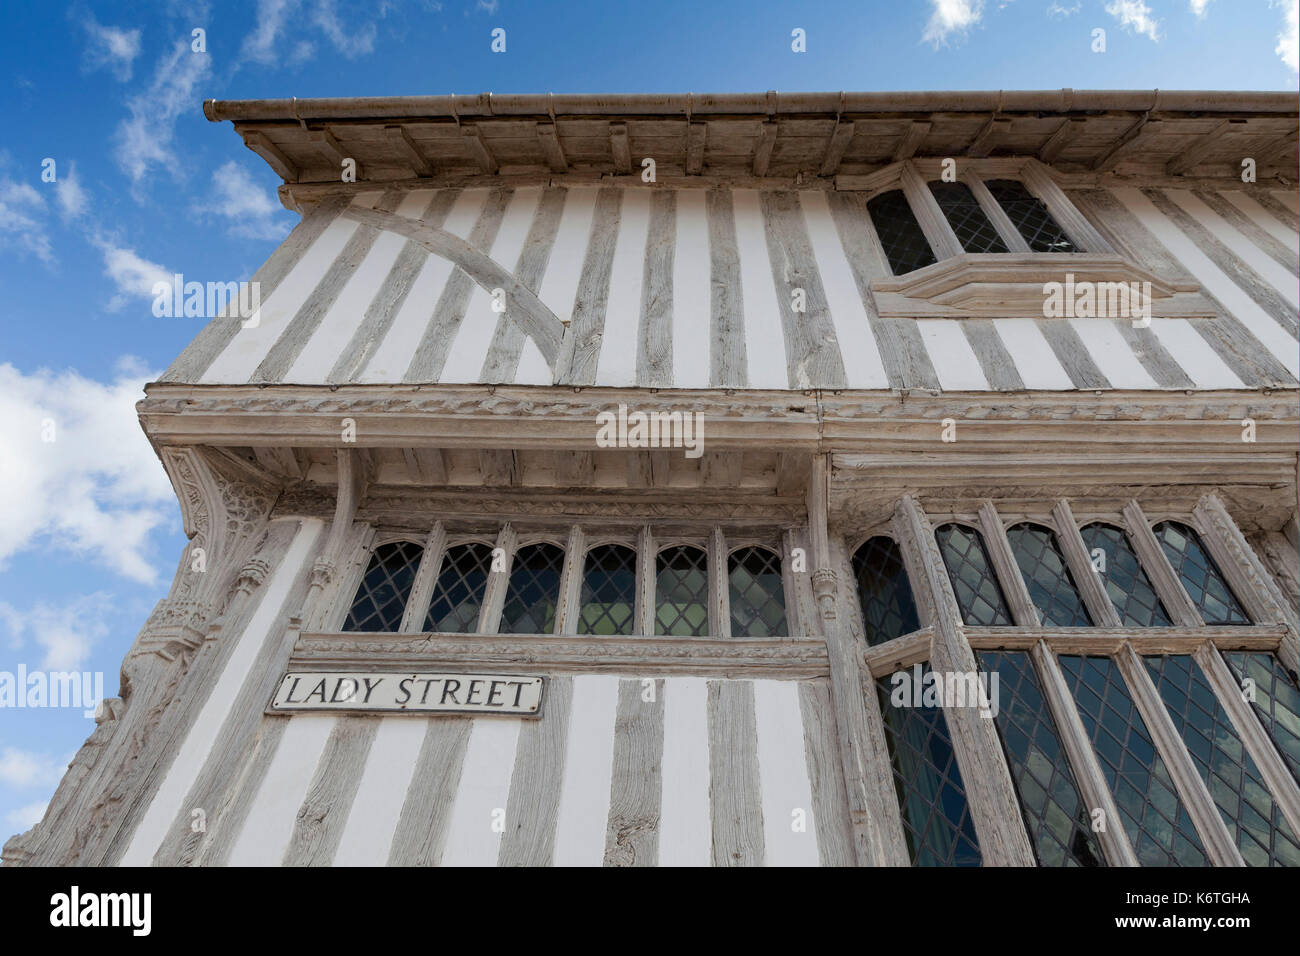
867,189,938,275
929,181,1009,253
656,546,709,636
877,665,983,866
499,543,565,634
424,542,493,633
1153,521,1250,625
1145,654,1300,866
935,524,1012,626
728,547,787,637
1006,523,1093,627
852,536,921,647
343,540,424,632
979,650,1106,866
985,179,1078,252
1059,655,1208,866
1080,523,1171,627
579,544,637,635
1222,652,1300,784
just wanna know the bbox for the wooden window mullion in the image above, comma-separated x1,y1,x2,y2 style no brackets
977,501,1040,626
1051,500,1122,628
476,522,517,634
1120,500,1203,627
399,521,447,633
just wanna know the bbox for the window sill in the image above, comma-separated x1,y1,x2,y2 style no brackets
868,252,1216,320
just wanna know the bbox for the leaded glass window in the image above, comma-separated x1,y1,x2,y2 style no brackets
1059,655,1208,866
1153,521,1250,625
978,650,1106,866
1145,654,1300,866
424,542,493,633
852,536,921,647
876,665,983,866
935,524,1012,626
1006,523,1093,627
1079,523,1171,627
867,189,937,275
929,181,1009,254
655,545,709,636
499,542,565,634
985,179,1078,252
728,547,787,637
578,544,637,635
1222,652,1300,784
343,540,424,632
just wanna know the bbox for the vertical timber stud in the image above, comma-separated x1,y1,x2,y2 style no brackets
400,522,447,633
1031,641,1138,865
1121,500,1203,628
555,525,588,635
708,527,731,638
809,455,910,865
636,525,656,636
1053,500,1122,628
896,495,1037,866
1115,642,1244,866
303,448,365,626
1194,644,1300,836
477,523,517,634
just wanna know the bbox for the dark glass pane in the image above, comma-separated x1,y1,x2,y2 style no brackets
979,650,1106,866
655,546,709,636
728,547,787,637
1006,523,1093,627
867,189,937,275
852,536,921,647
343,540,424,632
985,179,1078,252
1222,652,1300,784
579,544,637,635
424,542,493,633
877,664,983,866
1080,523,1171,627
1059,655,1208,866
1153,522,1250,625
935,524,1012,626
928,181,1009,253
499,543,565,634
1145,654,1300,866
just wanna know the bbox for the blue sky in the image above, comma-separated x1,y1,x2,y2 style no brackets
0,0,1295,846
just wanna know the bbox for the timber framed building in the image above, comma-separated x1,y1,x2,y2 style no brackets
8,89,1300,867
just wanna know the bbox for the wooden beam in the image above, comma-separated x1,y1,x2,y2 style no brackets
609,121,632,174
819,119,858,176
535,121,567,173
401,447,448,485
243,131,297,182
1019,159,1115,253
977,501,1040,626
775,452,805,498
554,525,588,634
460,125,498,175
1252,128,1300,169
967,116,1011,158
478,449,517,487
898,160,964,259
686,121,707,175
1037,117,1086,163
399,522,447,633
753,121,778,177
1121,499,1203,628
636,525,656,636
1165,120,1234,175
1052,499,1122,628
555,450,594,487
306,127,355,176
384,126,433,177
892,120,931,162
1091,113,1156,172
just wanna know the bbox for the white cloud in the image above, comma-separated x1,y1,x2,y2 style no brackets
1047,1,1081,16
0,594,114,670
923,0,985,47
113,40,210,186
1105,0,1161,41
55,161,88,221
242,0,298,64
92,237,172,312
476,0,500,13
5,800,49,831
313,0,378,57
80,14,142,81
0,361,175,587
0,177,53,263
1189,0,1212,17
197,160,292,240
1275,0,1299,71
0,748,68,790
241,0,383,66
